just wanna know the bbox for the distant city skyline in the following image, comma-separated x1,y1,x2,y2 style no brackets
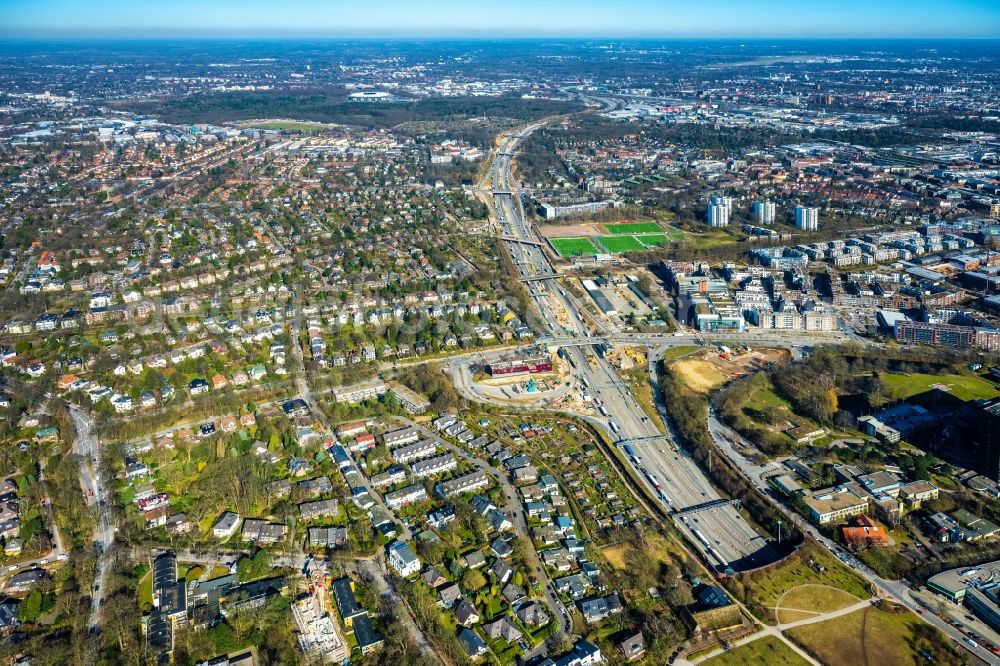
1,0,999,39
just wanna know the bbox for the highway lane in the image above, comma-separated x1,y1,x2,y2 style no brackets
478,123,775,573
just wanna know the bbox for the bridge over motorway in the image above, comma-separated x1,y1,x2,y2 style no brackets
616,434,674,448
675,498,741,517
501,236,544,247
519,273,561,283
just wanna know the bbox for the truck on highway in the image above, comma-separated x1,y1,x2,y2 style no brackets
623,444,635,457
609,421,620,434
598,405,609,417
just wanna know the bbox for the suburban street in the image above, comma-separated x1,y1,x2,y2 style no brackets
396,417,573,640
69,404,115,630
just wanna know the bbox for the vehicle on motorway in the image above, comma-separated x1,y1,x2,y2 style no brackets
965,638,978,649
609,421,620,434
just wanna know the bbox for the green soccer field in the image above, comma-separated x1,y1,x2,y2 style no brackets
596,235,647,253
602,222,662,235
636,233,669,247
549,237,600,257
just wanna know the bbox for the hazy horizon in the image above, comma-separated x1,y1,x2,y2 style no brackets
2,0,999,40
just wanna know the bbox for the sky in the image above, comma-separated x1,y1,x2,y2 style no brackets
1,0,999,39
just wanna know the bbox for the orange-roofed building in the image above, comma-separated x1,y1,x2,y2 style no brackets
841,514,889,548
56,374,78,390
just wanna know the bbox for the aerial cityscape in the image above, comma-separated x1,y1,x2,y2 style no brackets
1,2,1000,665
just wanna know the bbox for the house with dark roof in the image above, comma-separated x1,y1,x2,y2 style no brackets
353,614,384,654
515,601,549,627
438,583,462,608
458,627,488,660
331,577,366,627
455,598,481,627
422,566,447,589
0,599,18,633
482,616,523,643
502,582,526,606
578,592,623,624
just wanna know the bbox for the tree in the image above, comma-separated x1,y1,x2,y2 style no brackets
236,549,272,582
462,569,486,593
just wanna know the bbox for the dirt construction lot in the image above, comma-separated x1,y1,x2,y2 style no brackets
539,222,606,238
670,347,788,393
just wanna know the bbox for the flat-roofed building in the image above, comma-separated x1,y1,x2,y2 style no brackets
803,486,869,525
388,384,430,414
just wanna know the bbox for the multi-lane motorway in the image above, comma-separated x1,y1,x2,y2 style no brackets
478,125,776,572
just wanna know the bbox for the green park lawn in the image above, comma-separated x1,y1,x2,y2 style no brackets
743,387,792,414
703,636,809,666
881,371,999,402
786,605,935,666
682,229,740,249
726,542,870,624
240,120,328,132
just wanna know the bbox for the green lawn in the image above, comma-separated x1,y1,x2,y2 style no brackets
240,120,328,132
549,237,600,257
636,233,669,247
726,543,870,624
703,636,809,666
744,388,793,414
137,571,153,610
596,235,647,253
682,230,740,250
601,222,662,235
786,605,943,666
882,372,999,402
658,345,701,362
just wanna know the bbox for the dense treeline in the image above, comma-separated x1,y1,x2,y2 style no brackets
714,345,977,456
715,372,799,457
119,90,583,129
397,362,463,413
